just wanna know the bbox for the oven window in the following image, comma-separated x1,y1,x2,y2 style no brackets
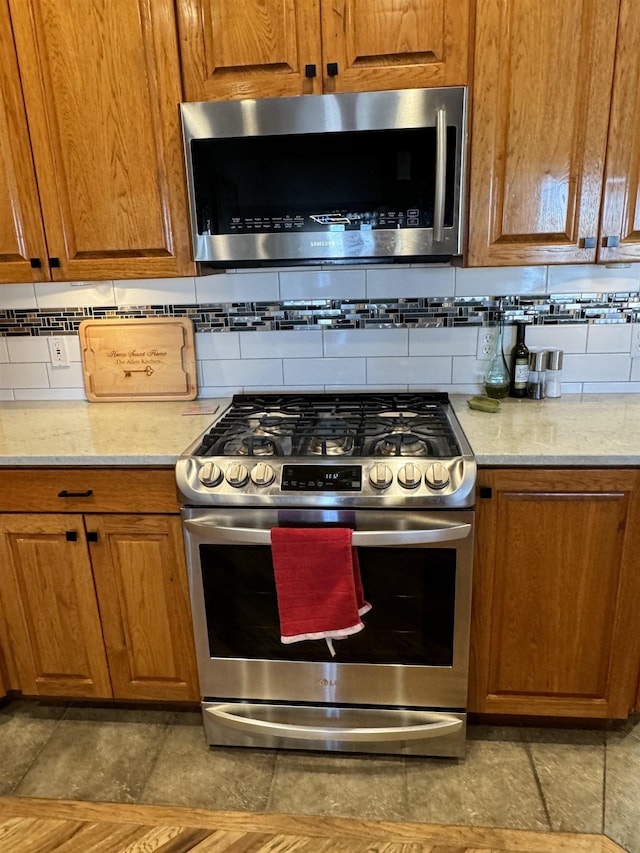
198,544,456,665
191,127,457,236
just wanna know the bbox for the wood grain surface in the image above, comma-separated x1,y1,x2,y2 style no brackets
0,797,625,852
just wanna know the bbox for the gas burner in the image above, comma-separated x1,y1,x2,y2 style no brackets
307,421,355,456
375,433,430,457
238,435,281,457
255,414,296,436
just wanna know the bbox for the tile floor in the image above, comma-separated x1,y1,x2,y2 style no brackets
0,699,638,853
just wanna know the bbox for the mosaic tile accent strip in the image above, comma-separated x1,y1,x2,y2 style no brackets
0,293,639,336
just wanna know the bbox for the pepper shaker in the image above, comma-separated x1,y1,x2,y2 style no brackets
526,350,547,399
545,349,563,398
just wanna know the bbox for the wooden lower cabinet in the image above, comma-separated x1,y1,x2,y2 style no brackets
0,512,199,703
469,468,640,719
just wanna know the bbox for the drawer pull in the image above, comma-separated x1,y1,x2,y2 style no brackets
65,531,78,541
86,531,99,542
58,489,94,498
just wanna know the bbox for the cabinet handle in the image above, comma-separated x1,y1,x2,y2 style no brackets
49,257,61,268
479,486,492,499
30,258,42,268
305,64,316,78
58,489,94,498
604,235,620,248
86,531,98,543
65,531,78,541
326,62,338,76
584,236,596,249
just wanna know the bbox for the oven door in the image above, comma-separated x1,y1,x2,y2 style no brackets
182,507,473,713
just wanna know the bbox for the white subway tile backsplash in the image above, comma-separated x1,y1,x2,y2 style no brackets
366,266,455,298
197,385,242,398
452,356,486,385
46,363,84,389
582,382,640,394
113,277,196,305
367,356,452,385
323,328,408,357
279,269,366,300
409,327,477,356
14,388,87,400
35,280,116,308
0,338,9,363
7,336,49,362
455,266,546,296
586,324,632,353
195,331,241,360
0,390,14,400
547,264,640,294
201,358,283,387
245,384,325,393
525,324,588,353
239,330,323,359
0,362,49,389
0,283,37,309
562,353,631,383
283,357,366,386
196,271,279,303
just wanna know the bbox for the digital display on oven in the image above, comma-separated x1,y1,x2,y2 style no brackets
281,465,362,491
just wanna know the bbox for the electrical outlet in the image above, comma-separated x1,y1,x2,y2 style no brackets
632,325,640,358
476,329,496,359
48,336,69,368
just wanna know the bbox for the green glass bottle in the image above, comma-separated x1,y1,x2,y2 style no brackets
509,321,529,398
483,313,510,399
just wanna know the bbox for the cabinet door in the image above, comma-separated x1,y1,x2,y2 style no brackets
598,0,640,264
321,0,470,94
469,469,640,719
0,0,50,283
0,515,112,698
466,0,618,266
8,0,194,281
88,514,199,702
177,0,323,101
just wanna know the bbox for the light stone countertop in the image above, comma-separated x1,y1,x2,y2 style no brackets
0,399,230,466
450,393,640,466
0,394,638,467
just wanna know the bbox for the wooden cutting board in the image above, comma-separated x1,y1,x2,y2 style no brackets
79,318,197,402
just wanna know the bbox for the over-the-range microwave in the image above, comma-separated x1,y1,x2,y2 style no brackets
180,86,467,269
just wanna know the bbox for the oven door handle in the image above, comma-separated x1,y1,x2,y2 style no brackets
183,520,471,546
206,705,463,743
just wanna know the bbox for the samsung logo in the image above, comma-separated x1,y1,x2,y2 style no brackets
310,240,338,247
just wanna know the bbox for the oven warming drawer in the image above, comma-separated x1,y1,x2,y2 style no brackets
202,702,467,758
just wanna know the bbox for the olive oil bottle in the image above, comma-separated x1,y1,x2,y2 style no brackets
509,322,529,398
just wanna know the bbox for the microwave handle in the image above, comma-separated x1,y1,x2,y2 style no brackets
206,705,463,743
433,107,447,243
183,519,471,546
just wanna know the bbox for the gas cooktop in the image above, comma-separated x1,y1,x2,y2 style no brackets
176,392,476,509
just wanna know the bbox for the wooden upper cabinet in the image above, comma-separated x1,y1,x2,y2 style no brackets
467,0,619,266
598,0,640,264
0,0,50,282
469,469,640,719
6,0,194,281
177,0,470,102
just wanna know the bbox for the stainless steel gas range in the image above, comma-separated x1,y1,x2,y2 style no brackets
177,392,476,758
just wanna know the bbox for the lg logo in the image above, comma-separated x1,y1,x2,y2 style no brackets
319,678,337,687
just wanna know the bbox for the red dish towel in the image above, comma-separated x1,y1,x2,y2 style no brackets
270,528,371,649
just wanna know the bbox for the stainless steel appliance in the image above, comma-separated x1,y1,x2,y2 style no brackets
177,393,476,757
180,87,467,268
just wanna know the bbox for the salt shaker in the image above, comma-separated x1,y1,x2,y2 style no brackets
545,349,563,398
526,350,547,399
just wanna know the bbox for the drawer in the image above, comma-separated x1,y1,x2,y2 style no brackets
0,468,180,513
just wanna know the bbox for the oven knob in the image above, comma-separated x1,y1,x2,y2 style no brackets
225,462,249,488
369,463,393,490
425,462,450,490
250,462,276,487
397,462,422,490
198,461,223,488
